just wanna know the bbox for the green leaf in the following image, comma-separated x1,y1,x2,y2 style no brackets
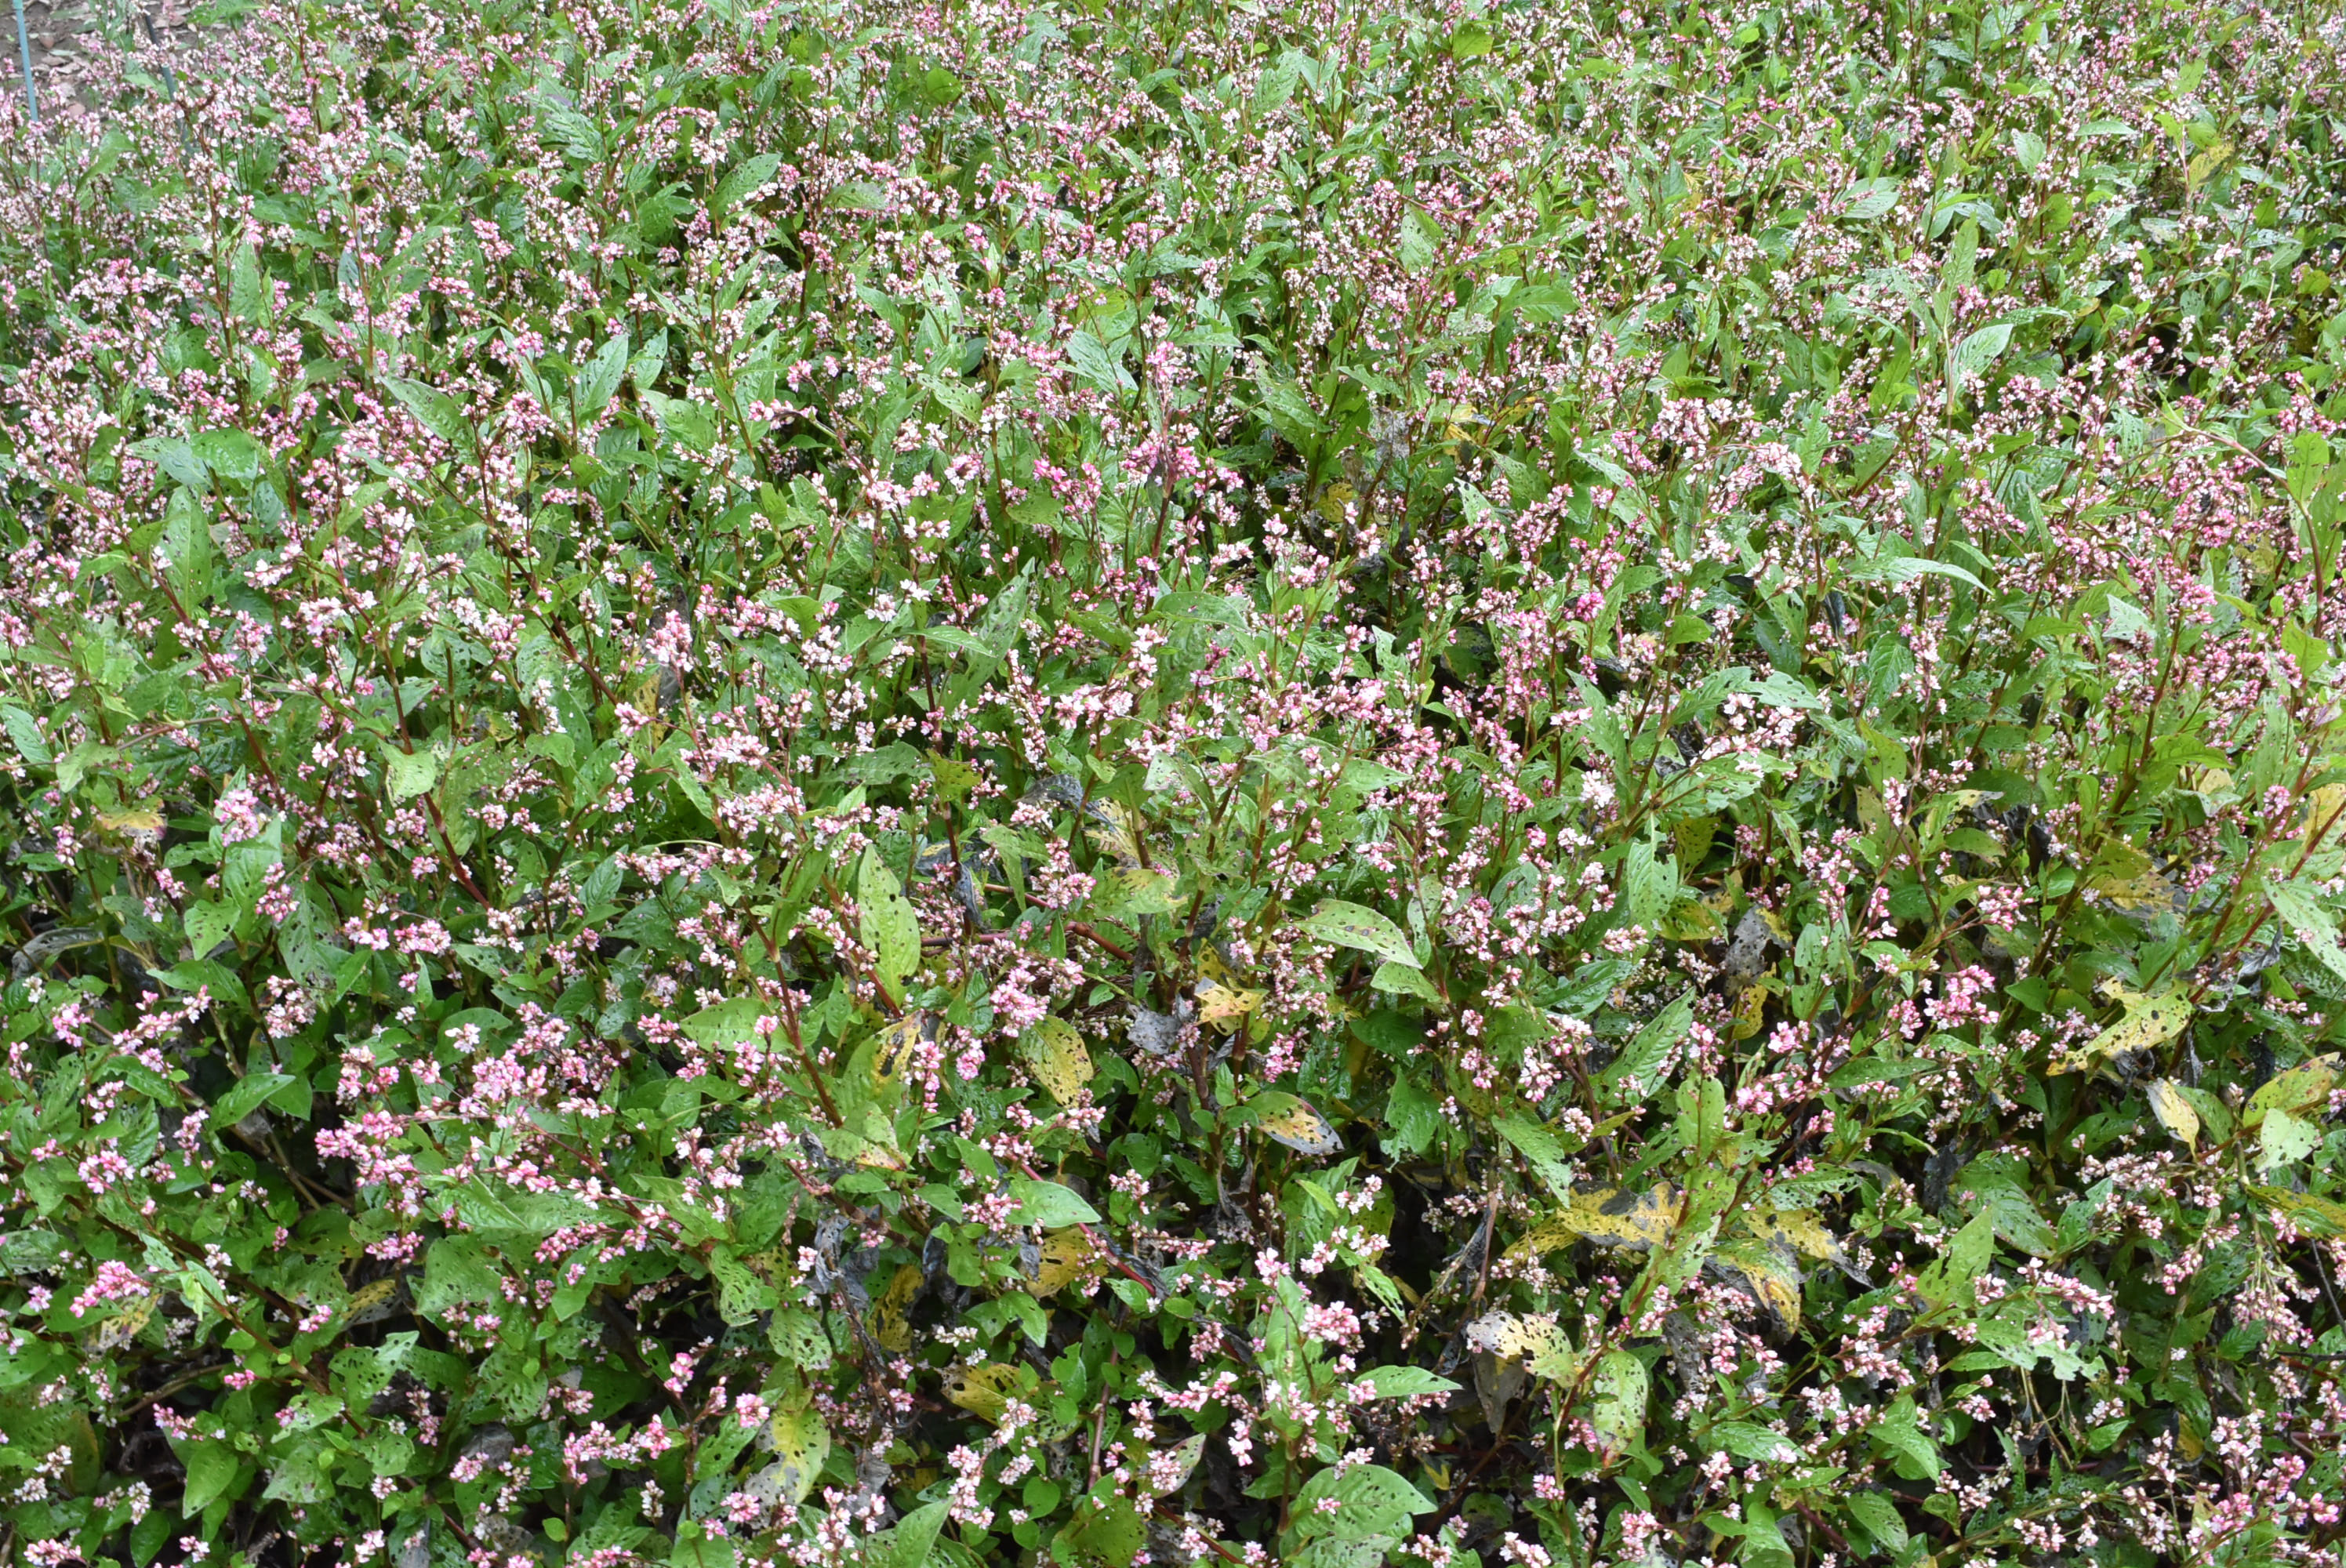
183,899,236,958
1871,1396,1941,1480
2269,880,2346,985
1370,960,1439,1000
858,851,922,998
2257,1107,2322,1174
684,996,766,1046
1846,554,1989,594
228,241,267,324
416,1238,499,1315
1845,1491,1909,1554
2,702,51,764
1353,1366,1460,1399
214,1071,296,1128
714,152,783,216
1948,321,2014,391
1302,899,1419,968
1010,1178,1101,1227
1917,1208,1997,1304
1397,208,1440,274
1052,1494,1144,1567
576,331,632,420
1711,1421,1799,1464
1294,1463,1435,1541
1600,989,1693,1091
191,429,265,483
871,1500,950,1568
1448,20,1493,56
180,1442,239,1515
1589,1348,1649,1457
1840,176,1901,220
1493,1114,1578,1203
383,377,474,456
383,746,439,803
454,1184,600,1239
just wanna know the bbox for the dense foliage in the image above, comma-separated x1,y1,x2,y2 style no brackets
0,0,2344,1564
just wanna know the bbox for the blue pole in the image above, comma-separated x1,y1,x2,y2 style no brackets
11,0,33,122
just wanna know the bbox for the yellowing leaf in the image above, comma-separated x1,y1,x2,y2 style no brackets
1589,1348,1649,1457
1018,1018,1094,1105
2050,985,2190,1075
2092,868,2179,916
1249,1090,1342,1156
97,808,165,834
345,1277,403,1323
1744,1207,1847,1269
873,1012,934,1088
1507,1218,1587,1260
1316,481,1358,524
868,1263,922,1352
1025,1227,1102,1295
751,1406,830,1505
1729,978,1770,1041
2148,1079,2199,1152
1546,1185,1684,1250
1711,1236,1803,1330
2251,1184,2346,1238
2184,137,2234,191
2300,784,2346,845
1099,865,1175,915
1195,977,1265,1030
91,1295,155,1352
2181,764,2235,800
2245,1052,2342,1127
1085,804,1149,868
943,1363,1022,1423
1464,1312,1579,1380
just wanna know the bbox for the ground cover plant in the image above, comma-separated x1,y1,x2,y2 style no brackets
0,0,2344,1563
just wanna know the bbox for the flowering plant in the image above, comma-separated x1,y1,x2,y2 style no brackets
1,0,2344,1565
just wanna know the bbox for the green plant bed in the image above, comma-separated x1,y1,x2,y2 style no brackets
0,0,2343,1564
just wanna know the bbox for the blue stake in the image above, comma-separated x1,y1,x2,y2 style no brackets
11,0,33,122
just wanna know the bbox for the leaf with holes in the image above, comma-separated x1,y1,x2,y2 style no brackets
2269,880,2346,986
1025,1228,1102,1295
2257,1107,2322,1174
1550,1185,1685,1250
1247,1091,1342,1156
1302,899,1420,969
1019,1018,1094,1105
1195,978,1266,1029
2051,985,2190,1074
942,1364,1020,1423
858,851,922,1000
1464,1312,1579,1380
867,1264,922,1352
2246,1053,2341,1127
1589,1348,1649,1457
